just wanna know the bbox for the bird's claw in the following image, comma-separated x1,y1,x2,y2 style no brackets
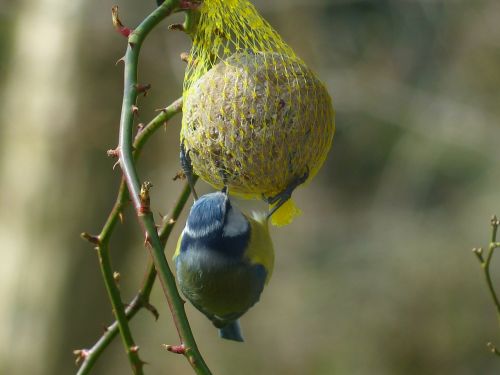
180,142,198,200
264,168,309,218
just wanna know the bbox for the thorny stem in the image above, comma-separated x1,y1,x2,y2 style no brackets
77,180,194,375
95,243,144,374
99,97,183,249
474,215,500,356
77,98,183,375
484,217,500,317
117,2,211,374
77,108,188,375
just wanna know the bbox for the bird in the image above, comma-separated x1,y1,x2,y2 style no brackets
173,188,274,341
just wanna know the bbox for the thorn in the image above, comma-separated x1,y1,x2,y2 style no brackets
168,23,185,32
144,232,152,248
472,247,483,256
162,344,186,354
143,301,160,321
487,342,500,355
472,247,484,263
131,105,139,115
180,52,190,63
118,212,124,224
113,271,121,284
103,325,109,332
173,170,186,181
107,147,120,158
112,160,121,170
189,353,196,365
73,349,90,366
179,0,202,10
115,56,125,66
130,345,140,353
168,218,176,225
491,215,499,228
111,6,133,38
135,83,151,97
81,232,100,245
137,123,145,132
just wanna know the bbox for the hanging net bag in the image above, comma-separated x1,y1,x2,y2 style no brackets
181,0,335,226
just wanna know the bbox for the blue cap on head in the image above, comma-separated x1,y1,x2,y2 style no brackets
185,192,229,237
181,191,250,258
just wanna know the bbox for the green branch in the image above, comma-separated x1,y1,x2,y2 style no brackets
484,217,500,316
77,98,184,374
473,215,500,356
116,1,211,374
96,242,144,374
77,179,193,375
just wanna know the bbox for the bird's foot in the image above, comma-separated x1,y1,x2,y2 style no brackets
264,168,309,219
180,142,198,200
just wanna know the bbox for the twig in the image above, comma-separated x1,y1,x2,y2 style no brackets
473,215,500,356
77,179,194,374
96,241,145,374
81,203,145,373
116,2,211,374
484,216,500,315
77,97,184,374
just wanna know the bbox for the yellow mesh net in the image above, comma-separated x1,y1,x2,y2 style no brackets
181,0,335,226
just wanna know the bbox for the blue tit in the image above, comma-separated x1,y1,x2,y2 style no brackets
173,189,274,342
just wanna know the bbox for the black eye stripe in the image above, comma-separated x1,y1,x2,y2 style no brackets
181,228,250,258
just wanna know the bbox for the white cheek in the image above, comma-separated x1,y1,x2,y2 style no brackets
223,208,249,237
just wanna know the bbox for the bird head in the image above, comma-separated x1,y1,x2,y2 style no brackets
185,189,249,239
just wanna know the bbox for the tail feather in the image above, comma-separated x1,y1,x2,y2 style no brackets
218,320,244,342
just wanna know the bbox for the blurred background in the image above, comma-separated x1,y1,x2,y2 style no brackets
1,0,499,374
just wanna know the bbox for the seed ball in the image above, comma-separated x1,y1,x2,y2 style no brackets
181,52,335,199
